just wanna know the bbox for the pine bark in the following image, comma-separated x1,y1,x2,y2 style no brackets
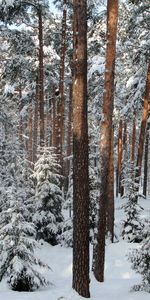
135,60,150,198
94,0,118,283
72,0,90,297
38,7,44,147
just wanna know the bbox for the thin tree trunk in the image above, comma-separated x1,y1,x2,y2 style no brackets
52,92,56,148
106,127,114,243
120,120,127,197
64,83,73,194
135,60,150,199
38,7,44,147
33,77,39,163
131,113,136,162
72,0,90,297
143,122,149,197
118,119,123,195
19,83,23,145
55,0,67,171
94,0,118,283
28,102,33,165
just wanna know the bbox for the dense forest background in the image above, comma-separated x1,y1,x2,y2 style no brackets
0,0,149,298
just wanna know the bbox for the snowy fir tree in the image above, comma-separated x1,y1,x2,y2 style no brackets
122,161,144,243
0,140,50,291
129,220,150,293
32,147,64,245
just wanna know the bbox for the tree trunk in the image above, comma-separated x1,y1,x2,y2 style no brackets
38,7,44,147
28,102,33,165
55,0,67,171
33,77,39,163
94,0,118,283
52,92,57,148
64,83,73,194
143,122,149,197
118,119,123,196
131,113,136,162
135,60,150,199
120,120,127,197
106,127,114,243
72,0,90,297
19,83,23,145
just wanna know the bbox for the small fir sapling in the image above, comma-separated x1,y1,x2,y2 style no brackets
32,147,63,245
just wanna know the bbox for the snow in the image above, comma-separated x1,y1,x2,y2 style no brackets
0,198,149,299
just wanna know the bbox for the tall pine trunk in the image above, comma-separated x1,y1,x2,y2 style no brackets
72,0,90,297
94,0,118,283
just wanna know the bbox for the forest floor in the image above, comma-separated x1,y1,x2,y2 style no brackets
0,197,149,300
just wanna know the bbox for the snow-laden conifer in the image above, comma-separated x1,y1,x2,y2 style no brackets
32,147,63,245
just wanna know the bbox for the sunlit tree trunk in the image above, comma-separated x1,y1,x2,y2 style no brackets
94,0,118,283
72,0,90,297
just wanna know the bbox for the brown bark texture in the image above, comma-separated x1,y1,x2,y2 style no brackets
135,60,150,198
72,0,90,298
94,0,118,283
38,7,45,147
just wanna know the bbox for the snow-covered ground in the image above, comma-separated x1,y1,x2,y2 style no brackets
0,197,149,300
